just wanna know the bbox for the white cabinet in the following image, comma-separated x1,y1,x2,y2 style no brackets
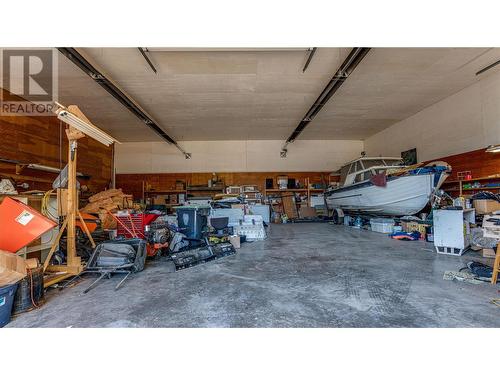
433,208,475,256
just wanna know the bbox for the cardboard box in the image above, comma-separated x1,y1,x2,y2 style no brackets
0,250,27,287
474,199,500,214
229,235,241,249
300,206,317,218
482,248,496,258
401,221,429,235
152,194,168,205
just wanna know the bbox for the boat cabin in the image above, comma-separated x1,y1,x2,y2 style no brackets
339,157,403,186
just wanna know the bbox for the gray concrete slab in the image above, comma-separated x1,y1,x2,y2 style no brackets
7,223,500,327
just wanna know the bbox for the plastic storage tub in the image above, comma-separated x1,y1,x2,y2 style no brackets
370,218,395,233
0,283,19,327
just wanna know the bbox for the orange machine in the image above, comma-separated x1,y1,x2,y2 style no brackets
75,213,99,233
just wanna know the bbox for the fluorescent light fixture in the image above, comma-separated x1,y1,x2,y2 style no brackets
25,164,60,173
26,164,86,177
53,102,120,146
486,145,500,153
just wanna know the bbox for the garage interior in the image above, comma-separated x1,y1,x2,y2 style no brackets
1,47,500,328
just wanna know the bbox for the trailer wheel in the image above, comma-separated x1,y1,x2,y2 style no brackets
332,210,340,225
331,208,344,225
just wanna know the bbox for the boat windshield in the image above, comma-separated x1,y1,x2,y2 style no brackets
383,159,402,166
373,168,387,175
361,159,384,169
358,159,402,169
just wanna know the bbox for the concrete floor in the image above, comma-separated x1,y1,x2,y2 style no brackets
8,223,500,328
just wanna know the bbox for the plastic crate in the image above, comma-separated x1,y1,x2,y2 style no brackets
370,218,395,233
233,224,266,241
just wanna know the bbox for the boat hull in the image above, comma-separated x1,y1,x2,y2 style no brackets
325,174,438,216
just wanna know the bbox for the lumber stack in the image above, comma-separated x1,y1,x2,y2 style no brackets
81,188,134,213
81,189,138,229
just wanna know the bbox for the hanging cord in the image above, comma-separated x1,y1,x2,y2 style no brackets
41,189,58,220
27,268,40,309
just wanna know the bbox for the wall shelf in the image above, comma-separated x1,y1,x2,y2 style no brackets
187,186,225,191
444,186,500,192
144,190,187,194
442,175,500,196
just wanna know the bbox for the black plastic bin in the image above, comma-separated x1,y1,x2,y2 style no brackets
176,205,210,239
0,283,19,327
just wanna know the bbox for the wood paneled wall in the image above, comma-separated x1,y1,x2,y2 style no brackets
116,171,335,199
429,147,500,179
117,147,500,199
0,89,113,193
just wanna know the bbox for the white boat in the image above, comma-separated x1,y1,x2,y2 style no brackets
325,157,450,217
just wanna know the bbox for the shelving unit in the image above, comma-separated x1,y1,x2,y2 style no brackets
264,177,325,208
143,182,188,208
186,185,225,199
186,186,225,192
442,175,500,196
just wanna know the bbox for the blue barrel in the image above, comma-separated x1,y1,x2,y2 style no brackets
0,283,19,327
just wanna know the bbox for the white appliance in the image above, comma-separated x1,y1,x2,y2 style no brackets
433,208,475,256
249,204,270,223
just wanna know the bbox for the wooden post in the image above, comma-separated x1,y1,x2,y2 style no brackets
492,244,500,285
46,126,84,276
43,217,68,272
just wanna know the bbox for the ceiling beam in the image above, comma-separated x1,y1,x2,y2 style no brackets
302,47,317,73
57,48,191,158
281,47,371,156
138,47,158,74
476,58,500,75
